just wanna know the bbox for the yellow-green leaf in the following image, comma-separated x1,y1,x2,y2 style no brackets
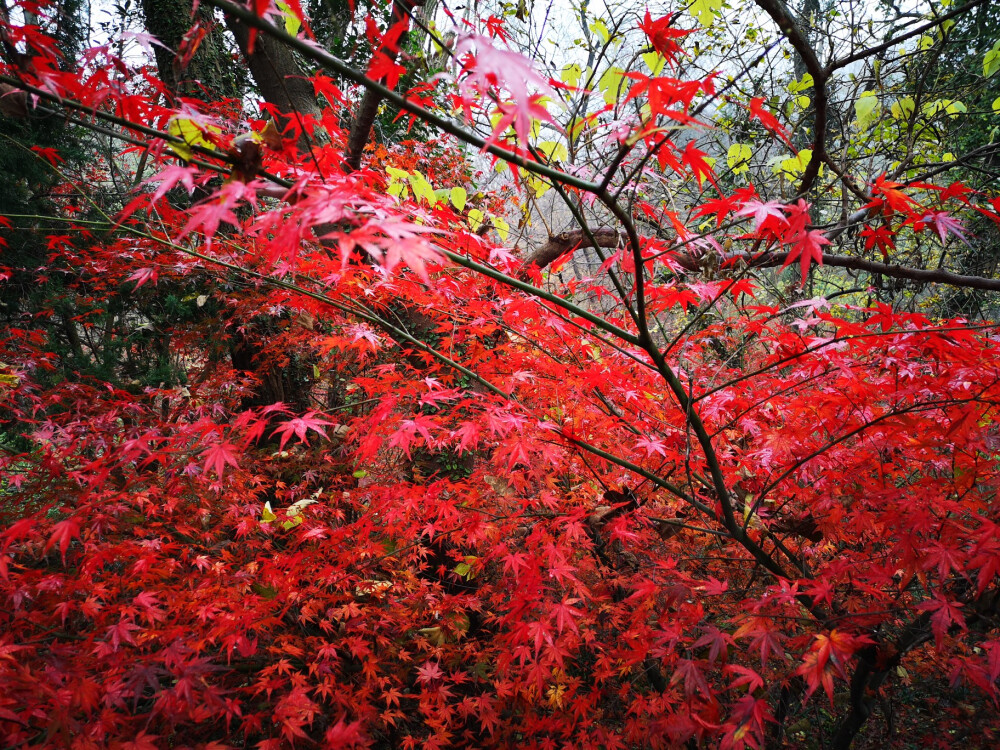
688,0,724,27
467,208,484,231
450,186,467,212
775,148,813,176
854,92,879,128
561,63,583,88
526,175,550,198
727,143,752,175
535,140,568,164
890,96,915,120
491,215,510,241
261,502,277,523
985,42,1000,78
275,0,301,36
454,556,478,580
642,52,667,76
167,117,221,161
567,116,586,143
598,66,627,107
589,19,610,44
408,171,438,205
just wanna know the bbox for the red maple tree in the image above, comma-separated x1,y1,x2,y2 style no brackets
1,1,1000,748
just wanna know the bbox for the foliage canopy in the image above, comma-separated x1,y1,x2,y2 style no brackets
2,0,1000,747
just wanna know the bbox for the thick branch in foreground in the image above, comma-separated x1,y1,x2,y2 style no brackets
730,251,1000,292
520,228,625,274
523,230,1000,293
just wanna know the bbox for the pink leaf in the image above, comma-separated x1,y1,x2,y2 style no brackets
270,411,336,451
454,34,557,145
735,200,788,231
127,267,159,288
924,211,971,246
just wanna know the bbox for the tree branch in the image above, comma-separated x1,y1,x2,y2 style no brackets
521,228,625,272
344,0,424,171
727,250,1000,292
753,0,828,195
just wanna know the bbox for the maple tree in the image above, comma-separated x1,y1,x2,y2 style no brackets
2,0,1000,748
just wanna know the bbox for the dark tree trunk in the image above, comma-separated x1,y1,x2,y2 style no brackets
141,0,242,100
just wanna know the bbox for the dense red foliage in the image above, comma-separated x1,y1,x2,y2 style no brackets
1,2,1000,748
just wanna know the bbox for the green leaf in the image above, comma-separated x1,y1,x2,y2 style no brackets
252,582,278,600
727,143,752,175
450,186,467,212
561,63,583,88
985,42,1000,78
787,73,813,93
688,0,724,27
598,66,627,107
275,0,301,36
854,92,879,128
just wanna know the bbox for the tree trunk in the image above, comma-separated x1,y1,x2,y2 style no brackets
140,0,242,100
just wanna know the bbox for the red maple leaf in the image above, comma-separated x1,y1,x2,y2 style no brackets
271,410,336,450
44,517,81,564
682,141,718,190
748,97,792,147
917,595,967,649
201,440,240,479
638,11,693,65
865,175,919,217
783,228,829,284
859,224,895,258
30,145,63,165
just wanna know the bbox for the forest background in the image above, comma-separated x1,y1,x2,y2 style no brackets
2,0,1000,747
